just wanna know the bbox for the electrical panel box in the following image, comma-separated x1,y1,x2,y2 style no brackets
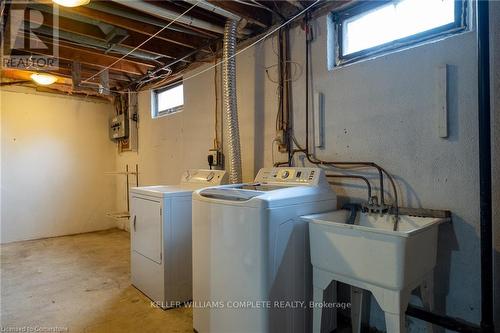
109,113,129,140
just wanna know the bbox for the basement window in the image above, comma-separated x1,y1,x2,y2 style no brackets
152,81,184,118
331,0,467,66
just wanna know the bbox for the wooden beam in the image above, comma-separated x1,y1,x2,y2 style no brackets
34,85,112,99
48,67,127,86
145,0,227,27
263,1,302,17
16,33,153,75
35,33,157,67
284,1,304,9
141,0,225,37
2,68,69,84
1,68,113,98
62,6,210,51
310,1,356,20
2,2,27,55
118,30,192,59
32,11,192,60
207,0,272,28
36,10,106,39
55,59,139,82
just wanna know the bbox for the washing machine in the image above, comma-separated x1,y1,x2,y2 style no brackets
130,169,227,309
192,167,337,332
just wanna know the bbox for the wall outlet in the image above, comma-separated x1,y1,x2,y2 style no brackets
208,149,221,167
275,129,285,144
275,129,288,153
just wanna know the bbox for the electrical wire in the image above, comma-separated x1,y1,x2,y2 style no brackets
102,0,321,95
137,0,322,94
264,62,302,84
81,1,201,85
135,67,173,90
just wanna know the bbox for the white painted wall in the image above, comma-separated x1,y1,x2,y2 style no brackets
116,66,215,181
290,17,482,330
115,65,223,226
282,9,500,329
116,43,282,209
116,5,499,330
1,87,116,243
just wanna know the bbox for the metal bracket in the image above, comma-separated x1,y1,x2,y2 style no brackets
99,69,110,95
72,60,81,90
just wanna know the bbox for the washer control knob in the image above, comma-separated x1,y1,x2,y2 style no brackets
281,171,290,179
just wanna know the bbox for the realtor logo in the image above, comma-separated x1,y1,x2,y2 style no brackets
1,0,59,70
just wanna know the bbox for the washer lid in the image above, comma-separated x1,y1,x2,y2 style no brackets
194,183,337,208
198,188,265,201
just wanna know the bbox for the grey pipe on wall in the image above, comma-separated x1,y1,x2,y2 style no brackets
222,20,243,184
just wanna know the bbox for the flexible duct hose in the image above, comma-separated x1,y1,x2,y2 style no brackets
222,20,242,184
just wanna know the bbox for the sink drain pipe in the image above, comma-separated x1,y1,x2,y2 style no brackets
407,1,494,332
222,20,242,184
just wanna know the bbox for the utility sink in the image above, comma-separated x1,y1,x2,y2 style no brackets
304,210,447,290
302,210,449,332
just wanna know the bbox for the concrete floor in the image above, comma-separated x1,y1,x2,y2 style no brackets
0,229,192,333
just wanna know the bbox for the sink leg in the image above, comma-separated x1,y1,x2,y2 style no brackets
313,286,324,333
385,311,406,333
313,282,337,333
351,287,363,333
312,268,338,333
322,281,337,332
420,272,436,333
371,288,410,333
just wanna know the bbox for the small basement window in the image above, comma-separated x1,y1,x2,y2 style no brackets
152,81,184,118
332,0,467,66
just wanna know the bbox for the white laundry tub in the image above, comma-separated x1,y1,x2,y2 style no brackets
302,210,448,332
305,210,447,290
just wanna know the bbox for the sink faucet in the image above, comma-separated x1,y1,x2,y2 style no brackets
361,196,389,214
361,196,400,230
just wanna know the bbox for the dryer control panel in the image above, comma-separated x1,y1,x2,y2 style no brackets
254,167,327,186
181,169,228,185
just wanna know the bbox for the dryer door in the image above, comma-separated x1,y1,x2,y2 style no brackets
131,197,162,264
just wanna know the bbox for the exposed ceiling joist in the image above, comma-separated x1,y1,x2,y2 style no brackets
2,2,26,55
15,33,153,76
265,1,304,17
206,0,272,28
56,59,139,82
182,0,240,22
4,0,312,93
285,1,304,9
27,24,163,64
30,11,192,62
35,32,158,67
60,5,210,51
1,68,110,97
109,0,225,35
87,1,208,37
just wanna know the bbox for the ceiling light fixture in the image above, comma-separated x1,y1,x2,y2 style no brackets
52,0,90,7
30,73,57,86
